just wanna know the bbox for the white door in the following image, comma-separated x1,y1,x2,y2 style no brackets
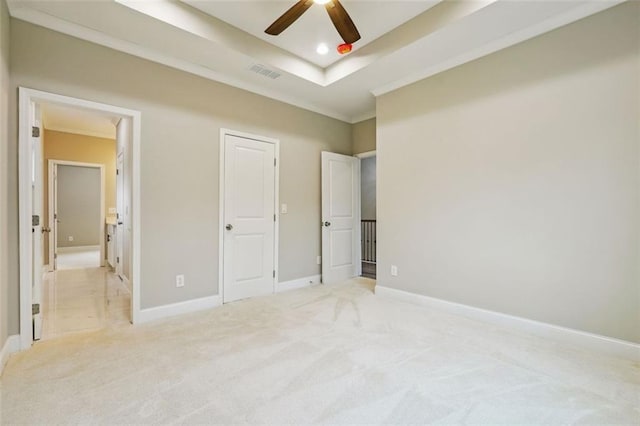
223,134,276,303
116,152,124,279
31,102,43,340
52,163,58,270
321,152,360,284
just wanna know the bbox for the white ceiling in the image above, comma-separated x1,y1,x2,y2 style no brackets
8,0,625,123
183,0,440,67
42,103,118,140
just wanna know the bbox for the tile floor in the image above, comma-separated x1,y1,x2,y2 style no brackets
3,278,638,424
41,265,131,340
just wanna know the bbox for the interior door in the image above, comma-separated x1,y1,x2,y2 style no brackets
31,102,43,340
321,152,360,284
52,163,58,270
223,134,276,303
116,151,124,278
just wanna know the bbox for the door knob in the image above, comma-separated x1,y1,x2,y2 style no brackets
41,227,51,234
324,221,331,227
226,224,233,231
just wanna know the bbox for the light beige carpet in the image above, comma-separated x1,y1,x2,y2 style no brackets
1,278,638,424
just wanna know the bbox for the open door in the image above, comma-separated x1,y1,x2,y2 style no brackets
321,152,360,284
116,151,124,279
49,163,59,271
31,102,44,341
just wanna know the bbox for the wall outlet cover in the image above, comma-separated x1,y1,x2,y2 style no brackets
391,265,398,276
68,236,74,242
176,274,185,288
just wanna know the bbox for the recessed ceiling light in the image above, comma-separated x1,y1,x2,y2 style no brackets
314,0,331,4
316,43,329,55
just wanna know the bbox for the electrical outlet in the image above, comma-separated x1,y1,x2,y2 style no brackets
176,274,185,288
68,236,74,242
391,265,398,276
317,256,321,265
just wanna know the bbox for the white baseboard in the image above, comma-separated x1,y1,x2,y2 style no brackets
0,335,21,376
121,275,132,294
57,245,100,253
375,285,640,361
276,274,321,293
138,295,221,324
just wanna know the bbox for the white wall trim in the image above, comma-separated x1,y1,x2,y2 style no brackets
0,335,21,376
276,275,322,294
350,111,376,125
138,295,221,324
218,128,280,304
18,87,142,351
56,245,101,253
354,150,376,159
375,286,640,361
121,275,132,294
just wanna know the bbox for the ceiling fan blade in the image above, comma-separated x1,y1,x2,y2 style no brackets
325,0,361,44
265,0,313,36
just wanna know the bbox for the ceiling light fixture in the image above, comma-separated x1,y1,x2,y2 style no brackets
314,0,331,4
316,43,329,55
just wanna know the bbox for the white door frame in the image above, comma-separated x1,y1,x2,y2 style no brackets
18,87,142,350
218,128,280,303
48,160,106,270
354,150,376,160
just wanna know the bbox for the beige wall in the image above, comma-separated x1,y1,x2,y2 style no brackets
7,19,352,324
0,0,10,347
352,118,376,154
43,130,116,263
377,2,640,343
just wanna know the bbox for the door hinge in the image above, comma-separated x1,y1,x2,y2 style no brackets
117,256,120,264
116,169,119,175
32,303,40,315
274,214,276,222
32,126,40,138
54,253,57,259
273,270,276,278
32,215,40,226
274,158,276,167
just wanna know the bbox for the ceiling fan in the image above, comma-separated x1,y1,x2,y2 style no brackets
265,0,361,45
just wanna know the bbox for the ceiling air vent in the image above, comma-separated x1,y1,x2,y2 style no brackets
248,64,281,80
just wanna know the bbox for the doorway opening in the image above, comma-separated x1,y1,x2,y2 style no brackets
18,88,141,349
356,151,376,279
48,161,105,270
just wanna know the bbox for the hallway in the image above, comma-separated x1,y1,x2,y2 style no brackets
41,266,131,340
